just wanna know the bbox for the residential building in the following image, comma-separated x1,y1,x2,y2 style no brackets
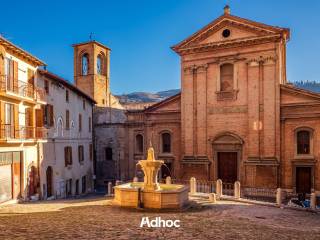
0,36,47,203
37,70,96,199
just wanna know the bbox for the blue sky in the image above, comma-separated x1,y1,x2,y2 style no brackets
1,0,320,94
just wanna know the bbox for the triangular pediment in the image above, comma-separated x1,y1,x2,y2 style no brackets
281,84,320,105
172,14,289,54
144,93,181,113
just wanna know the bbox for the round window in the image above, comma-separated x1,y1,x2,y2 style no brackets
222,29,231,38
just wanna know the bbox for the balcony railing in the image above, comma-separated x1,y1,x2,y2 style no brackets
0,75,46,101
0,124,47,140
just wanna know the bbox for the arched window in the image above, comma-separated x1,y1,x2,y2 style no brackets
82,54,89,75
220,63,234,91
135,134,143,153
161,132,171,153
297,130,310,154
97,55,102,75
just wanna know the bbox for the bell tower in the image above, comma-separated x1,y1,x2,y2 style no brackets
73,40,111,107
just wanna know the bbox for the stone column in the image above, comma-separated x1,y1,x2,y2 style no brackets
166,176,172,185
234,181,241,199
209,193,217,203
216,179,222,198
310,193,316,210
276,188,282,206
107,182,112,195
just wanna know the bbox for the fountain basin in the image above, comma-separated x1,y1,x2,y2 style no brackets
114,182,189,209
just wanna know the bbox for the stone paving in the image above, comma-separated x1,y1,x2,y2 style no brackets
0,195,319,240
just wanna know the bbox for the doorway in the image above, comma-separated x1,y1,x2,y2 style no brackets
46,166,53,198
218,152,238,183
296,167,311,194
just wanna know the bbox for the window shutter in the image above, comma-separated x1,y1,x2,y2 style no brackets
14,104,19,139
0,101,4,138
27,69,34,86
0,47,4,76
64,147,68,166
49,105,54,126
35,108,44,127
13,61,18,92
69,147,73,165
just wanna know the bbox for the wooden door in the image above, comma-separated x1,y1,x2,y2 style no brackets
218,152,237,183
296,167,311,194
46,167,53,198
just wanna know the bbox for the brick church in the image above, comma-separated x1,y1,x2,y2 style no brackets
122,6,320,195
91,6,320,195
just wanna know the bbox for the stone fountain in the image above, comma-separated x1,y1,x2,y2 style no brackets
113,145,189,209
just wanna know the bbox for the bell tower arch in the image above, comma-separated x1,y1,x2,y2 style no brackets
73,40,111,107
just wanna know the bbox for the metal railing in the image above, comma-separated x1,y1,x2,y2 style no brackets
0,75,46,101
242,187,277,203
196,180,216,193
0,124,47,140
222,182,234,196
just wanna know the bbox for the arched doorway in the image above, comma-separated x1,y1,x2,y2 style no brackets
46,166,53,198
212,132,243,183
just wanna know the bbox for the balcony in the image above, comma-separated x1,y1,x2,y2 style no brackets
0,124,48,141
0,75,46,103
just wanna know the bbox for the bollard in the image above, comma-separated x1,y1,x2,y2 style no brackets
234,181,241,199
209,193,217,203
107,182,112,195
133,177,138,183
310,193,316,210
276,188,282,206
216,179,222,198
190,177,196,194
165,176,172,185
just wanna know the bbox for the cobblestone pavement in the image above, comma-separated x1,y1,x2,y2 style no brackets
0,195,319,240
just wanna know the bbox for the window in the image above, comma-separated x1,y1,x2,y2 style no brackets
297,130,310,155
135,134,143,153
82,54,89,75
66,110,70,130
97,55,102,74
161,132,171,153
220,63,234,91
102,99,105,105
44,80,49,94
88,117,92,132
78,145,84,163
83,99,86,110
64,146,72,166
79,114,82,132
66,90,69,102
105,147,113,161
89,144,93,161
43,104,54,127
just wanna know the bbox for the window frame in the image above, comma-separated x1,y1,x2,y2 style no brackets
294,127,314,159
160,131,172,154
135,134,144,154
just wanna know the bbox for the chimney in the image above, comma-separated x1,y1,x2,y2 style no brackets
224,5,230,15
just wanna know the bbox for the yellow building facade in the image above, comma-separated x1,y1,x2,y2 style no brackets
0,36,47,203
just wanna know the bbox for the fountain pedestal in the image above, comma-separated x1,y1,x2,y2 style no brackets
113,145,189,209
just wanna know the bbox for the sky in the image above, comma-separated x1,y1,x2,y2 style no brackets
1,0,320,94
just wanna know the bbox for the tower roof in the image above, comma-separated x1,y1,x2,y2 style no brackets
72,40,111,50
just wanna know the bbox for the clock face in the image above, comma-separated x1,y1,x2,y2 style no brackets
222,29,231,38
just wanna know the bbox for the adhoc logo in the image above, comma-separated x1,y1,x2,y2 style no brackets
140,217,181,228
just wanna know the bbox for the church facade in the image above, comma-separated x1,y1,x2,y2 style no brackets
122,6,320,194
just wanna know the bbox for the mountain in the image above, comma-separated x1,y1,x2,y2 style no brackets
293,81,320,93
116,89,180,104
115,81,320,104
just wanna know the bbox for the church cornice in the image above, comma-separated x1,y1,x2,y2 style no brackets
175,35,282,55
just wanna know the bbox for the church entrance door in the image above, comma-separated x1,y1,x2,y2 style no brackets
217,152,237,183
